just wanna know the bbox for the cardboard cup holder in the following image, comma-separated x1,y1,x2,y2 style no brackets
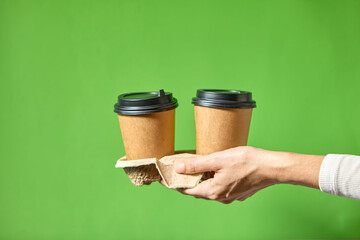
115,151,203,188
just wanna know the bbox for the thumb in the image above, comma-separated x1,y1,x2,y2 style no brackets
174,155,221,174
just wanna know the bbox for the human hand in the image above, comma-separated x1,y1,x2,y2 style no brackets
161,146,324,204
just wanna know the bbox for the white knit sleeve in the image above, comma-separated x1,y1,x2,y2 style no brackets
319,154,360,200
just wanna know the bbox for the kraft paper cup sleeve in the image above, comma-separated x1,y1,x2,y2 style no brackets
155,153,203,189
115,152,203,188
115,157,161,186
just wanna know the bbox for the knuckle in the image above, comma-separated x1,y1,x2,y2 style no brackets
207,154,218,162
182,160,194,173
208,188,217,196
208,194,218,200
209,193,223,201
239,146,254,159
187,162,197,173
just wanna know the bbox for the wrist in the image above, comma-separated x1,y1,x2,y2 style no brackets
267,151,325,189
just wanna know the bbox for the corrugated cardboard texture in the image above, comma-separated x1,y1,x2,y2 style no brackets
123,165,161,186
115,156,160,186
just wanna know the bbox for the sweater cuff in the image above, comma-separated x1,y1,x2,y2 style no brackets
318,154,342,195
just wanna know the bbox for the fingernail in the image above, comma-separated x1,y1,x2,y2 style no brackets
174,162,185,173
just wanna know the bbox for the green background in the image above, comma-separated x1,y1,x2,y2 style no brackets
1,0,360,239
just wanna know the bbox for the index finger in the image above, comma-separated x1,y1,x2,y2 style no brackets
174,154,221,174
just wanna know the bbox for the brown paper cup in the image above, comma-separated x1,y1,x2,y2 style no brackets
194,105,253,179
117,109,175,185
195,105,252,154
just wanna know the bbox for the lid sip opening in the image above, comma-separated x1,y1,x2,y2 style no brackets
158,89,165,97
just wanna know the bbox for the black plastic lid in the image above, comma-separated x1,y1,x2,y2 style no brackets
192,89,256,109
114,89,178,115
